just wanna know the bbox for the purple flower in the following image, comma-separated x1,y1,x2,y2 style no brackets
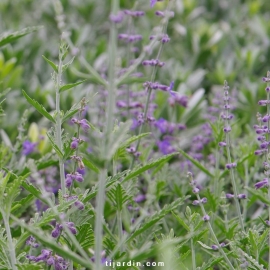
51,223,62,238
79,119,90,131
22,140,36,155
192,200,200,205
150,0,157,7
74,172,84,182
226,193,234,199
74,200,85,210
254,178,268,189
211,245,219,250
26,236,39,248
109,11,124,23
203,215,210,222
65,174,73,188
192,187,200,194
134,194,146,203
237,194,247,199
70,138,79,149
35,249,51,262
157,138,175,154
201,197,207,204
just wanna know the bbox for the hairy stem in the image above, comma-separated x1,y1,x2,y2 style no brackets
3,214,17,270
196,194,235,270
94,168,107,269
55,45,65,194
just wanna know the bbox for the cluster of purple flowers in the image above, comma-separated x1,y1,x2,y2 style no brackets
126,146,141,158
71,118,90,132
65,172,84,187
51,221,77,238
26,236,39,248
211,242,226,251
27,249,68,270
118,33,142,43
254,72,270,191
142,59,165,67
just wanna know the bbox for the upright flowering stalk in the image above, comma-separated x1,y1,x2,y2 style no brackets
131,1,174,168
219,81,245,232
53,40,66,195
254,71,270,270
188,172,235,270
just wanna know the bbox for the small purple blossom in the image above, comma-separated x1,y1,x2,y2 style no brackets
226,193,234,199
211,245,219,250
74,200,85,210
237,194,247,199
254,178,268,189
203,215,210,222
109,11,124,23
22,140,36,155
134,194,146,203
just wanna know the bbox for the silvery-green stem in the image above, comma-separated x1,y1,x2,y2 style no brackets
3,214,17,270
117,209,123,251
94,168,107,270
196,193,235,270
55,48,65,195
94,1,119,268
190,231,196,270
224,83,244,232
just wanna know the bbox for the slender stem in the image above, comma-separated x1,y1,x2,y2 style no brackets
196,194,235,270
55,45,65,195
223,83,244,232
130,3,172,170
94,168,107,270
3,214,17,270
103,0,119,155
190,230,196,270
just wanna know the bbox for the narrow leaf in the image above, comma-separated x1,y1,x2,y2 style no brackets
42,55,58,73
179,149,214,177
0,26,42,48
59,80,87,93
22,90,55,123
82,158,99,173
123,153,178,183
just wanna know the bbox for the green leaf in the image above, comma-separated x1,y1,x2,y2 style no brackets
76,223,94,249
179,149,214,177
46,131,63,158
42,55,58,73
172,211,190,231
17,264,43,270
22,90,56,123
122,153,178,183
200,257,223,270
107,183,132,211
82,158,99,173
21,182,46,204
126,197,187,242
59,80,87,93
245,187,270,205
82,170,128,202
0,26,42,48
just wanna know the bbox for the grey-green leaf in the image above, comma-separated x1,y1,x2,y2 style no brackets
0,26,42,48
42,55,58,73
22,90,56,123
59,80,87,93
179,149,214,177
